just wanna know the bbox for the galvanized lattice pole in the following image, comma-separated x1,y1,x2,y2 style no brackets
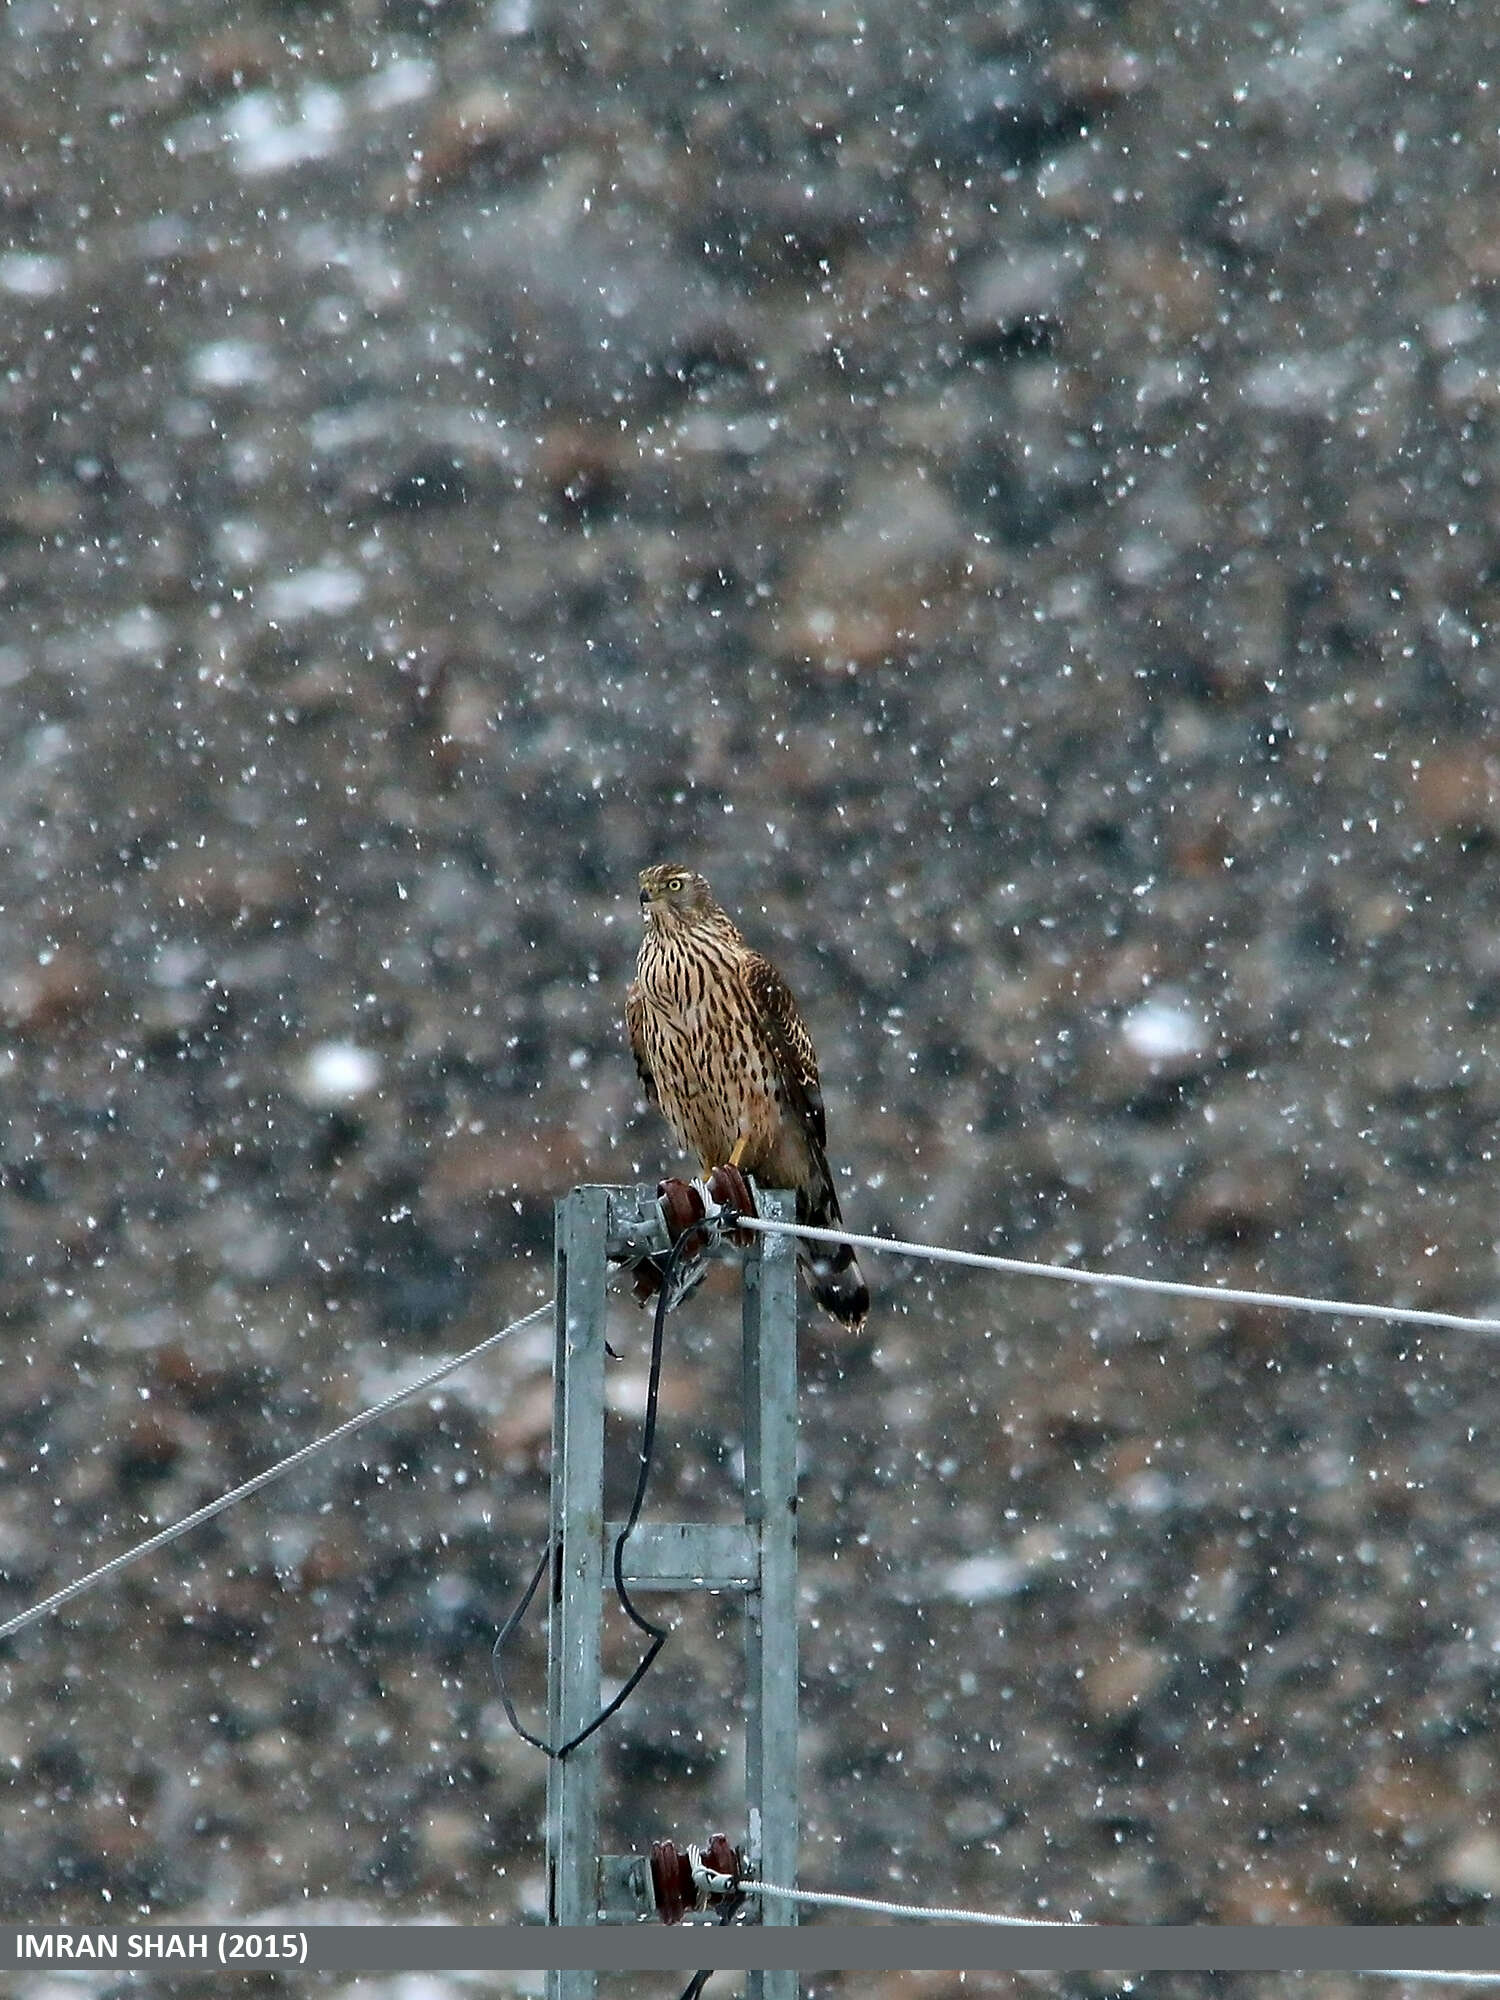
546,1185,610,1999
740,1191,799,2000
545,1184,799,1999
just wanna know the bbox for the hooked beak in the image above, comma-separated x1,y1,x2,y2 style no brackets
639,889,650,907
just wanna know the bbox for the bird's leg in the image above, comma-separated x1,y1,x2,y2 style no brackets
728,1136,749,1169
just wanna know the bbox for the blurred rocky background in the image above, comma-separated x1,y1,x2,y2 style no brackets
3,0,1500,1981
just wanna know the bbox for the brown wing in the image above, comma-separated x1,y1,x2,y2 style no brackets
742,951,826,1152
624,981,660,1107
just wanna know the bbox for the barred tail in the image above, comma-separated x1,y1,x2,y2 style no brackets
798,1183,869,1334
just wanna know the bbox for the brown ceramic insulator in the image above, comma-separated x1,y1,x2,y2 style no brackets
700,1833,742,1898
650,1839,693,1924
649,1834,743,1922
657,1176,708,1246
704,1163,757,1246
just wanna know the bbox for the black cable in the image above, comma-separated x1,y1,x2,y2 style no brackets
553,1216,684,1757
673,1866,746,2000
492,1221,700,1757
489,1542,554,1754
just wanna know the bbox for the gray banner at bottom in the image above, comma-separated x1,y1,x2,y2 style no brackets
4,1927,1500,1974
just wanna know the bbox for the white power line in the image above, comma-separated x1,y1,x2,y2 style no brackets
0,1297,554,1645
754,1878,1080,1926
757,1878,1500,1979
737,1215,1500,1339
754,1870,1500,1977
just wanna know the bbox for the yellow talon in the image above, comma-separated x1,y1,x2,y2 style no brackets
728,1137,749,1169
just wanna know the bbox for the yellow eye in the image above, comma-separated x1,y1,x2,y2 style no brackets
666,876,684,893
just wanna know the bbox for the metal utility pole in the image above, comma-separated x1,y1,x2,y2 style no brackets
545,1184,799,1999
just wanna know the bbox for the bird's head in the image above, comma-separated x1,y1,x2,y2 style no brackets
638,863,715,928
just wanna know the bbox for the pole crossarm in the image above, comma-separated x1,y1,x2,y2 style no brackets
545,1184,799,2000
